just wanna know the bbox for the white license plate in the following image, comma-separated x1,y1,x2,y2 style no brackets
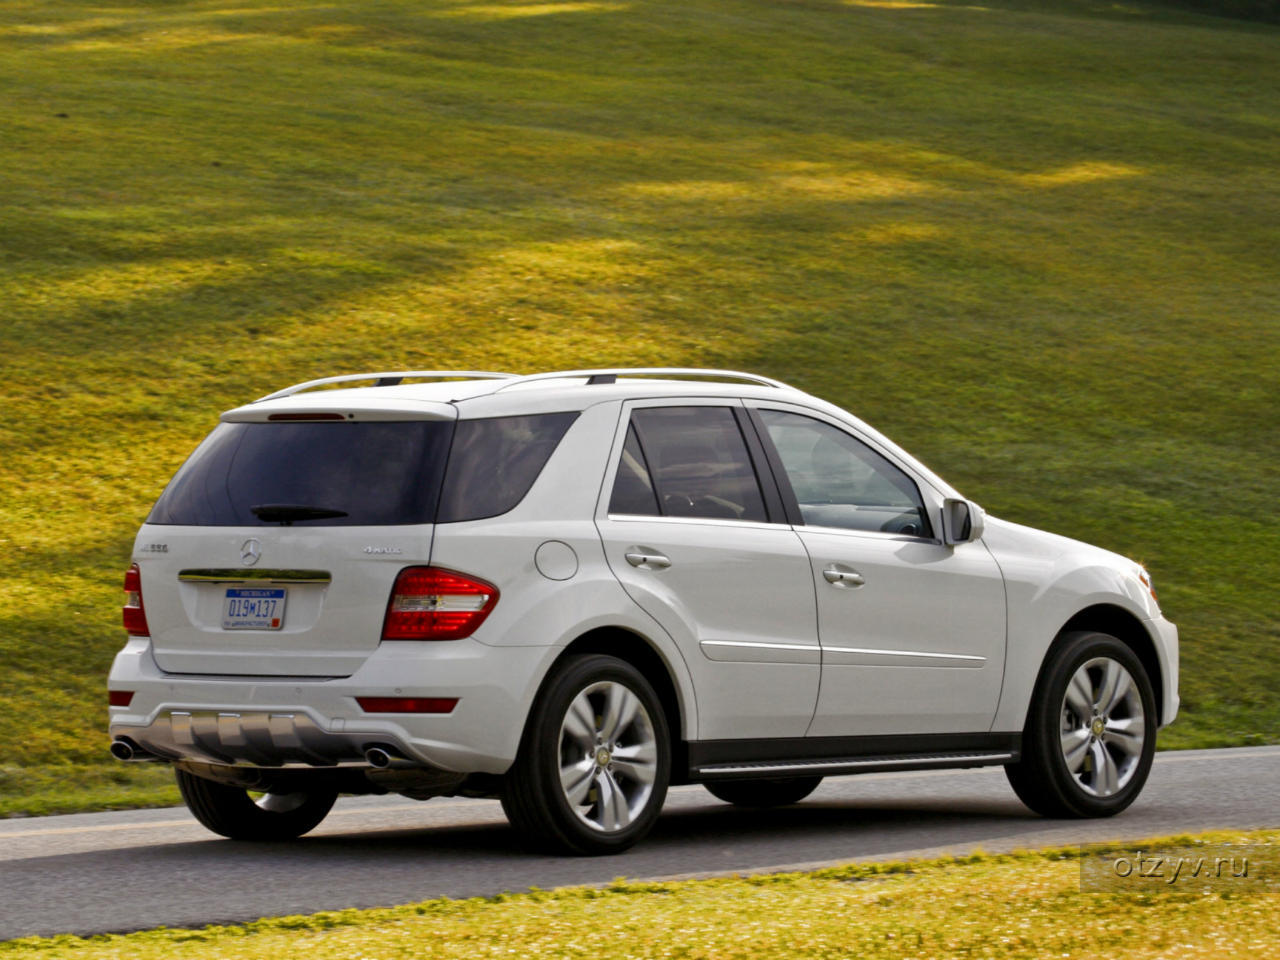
222,587,286,630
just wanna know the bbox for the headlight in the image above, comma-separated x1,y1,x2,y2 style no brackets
1137,568,1158,603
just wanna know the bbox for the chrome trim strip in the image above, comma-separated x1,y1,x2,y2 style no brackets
606,514,786,531
697,753,1014,776
178,569,332,584
700,640,984,664
824,645,986,663
701,639,823,653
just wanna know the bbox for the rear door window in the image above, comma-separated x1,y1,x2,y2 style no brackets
148,420,453,526
613,406,768,522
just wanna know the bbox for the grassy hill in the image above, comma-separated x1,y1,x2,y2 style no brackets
0,0,1276,815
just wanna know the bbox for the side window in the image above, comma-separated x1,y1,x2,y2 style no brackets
437,412,579,523
757,409,932,538
614,406,768,523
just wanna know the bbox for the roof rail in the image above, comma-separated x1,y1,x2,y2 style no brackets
488,368,798,393
256,371,517,403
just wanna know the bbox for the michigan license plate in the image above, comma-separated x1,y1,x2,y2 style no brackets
222,587,286,630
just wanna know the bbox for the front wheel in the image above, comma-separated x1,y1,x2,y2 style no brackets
176,769,337,840
502,654,671,855
704,776,823,808
1005,631,1156,818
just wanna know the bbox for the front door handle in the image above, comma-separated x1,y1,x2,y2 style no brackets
823,565,865,587
625,549,671,569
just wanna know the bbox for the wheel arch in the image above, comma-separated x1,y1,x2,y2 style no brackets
523,626,692,784
1051,604,1164,721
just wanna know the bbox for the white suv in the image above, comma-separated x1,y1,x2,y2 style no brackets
108,369,1179,854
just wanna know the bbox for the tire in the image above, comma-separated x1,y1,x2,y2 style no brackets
175,769,337,841
502,654,671,855
1005,631,1157,818
704,776,823,808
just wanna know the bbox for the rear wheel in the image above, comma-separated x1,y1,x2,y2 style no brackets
1005,631,1156,818
704,776,822,808
175,769,337,840
502,654,670,855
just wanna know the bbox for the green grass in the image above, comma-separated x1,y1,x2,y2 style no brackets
4,830,1279,956
0,0,1277,815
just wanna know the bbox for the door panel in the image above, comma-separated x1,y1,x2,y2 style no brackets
746,404,1006,737
598,517,821,739
596,401,820,740
797,530,1006,736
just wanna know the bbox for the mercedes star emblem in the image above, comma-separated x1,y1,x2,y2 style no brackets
240,538,262,566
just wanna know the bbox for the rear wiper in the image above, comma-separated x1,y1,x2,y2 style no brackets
250,504,350,524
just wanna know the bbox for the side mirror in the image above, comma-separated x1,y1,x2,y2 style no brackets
942,498,985,545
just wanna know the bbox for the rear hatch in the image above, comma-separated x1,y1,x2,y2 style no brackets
138,400,455,677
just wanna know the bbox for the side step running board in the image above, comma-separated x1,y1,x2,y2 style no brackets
694,750,1015,780
686,732,1020,781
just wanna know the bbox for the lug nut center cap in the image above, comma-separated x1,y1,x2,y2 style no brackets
1091,718,1105,736
596,748,612,766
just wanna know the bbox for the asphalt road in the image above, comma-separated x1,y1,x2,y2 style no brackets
2,745,1278,940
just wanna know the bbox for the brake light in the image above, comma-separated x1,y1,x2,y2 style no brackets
109,690,134,708
122,562,150,636
382,566,498,641
356,697,458,714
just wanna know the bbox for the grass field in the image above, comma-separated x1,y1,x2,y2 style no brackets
4,831,1278,956
0,0,1277,815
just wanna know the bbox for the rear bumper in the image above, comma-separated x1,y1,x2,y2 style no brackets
107,636,557,774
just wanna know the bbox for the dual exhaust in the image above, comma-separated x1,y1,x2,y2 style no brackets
110,738,416,768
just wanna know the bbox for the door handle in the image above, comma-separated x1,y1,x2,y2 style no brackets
823,565,865,587
625,549,671,569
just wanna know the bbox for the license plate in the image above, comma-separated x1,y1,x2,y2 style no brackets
222,587,286,630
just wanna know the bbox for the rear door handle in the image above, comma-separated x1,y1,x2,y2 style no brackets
823,565,865,587
625,549,671,569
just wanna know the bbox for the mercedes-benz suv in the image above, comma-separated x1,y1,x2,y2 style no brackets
108,368,1179,854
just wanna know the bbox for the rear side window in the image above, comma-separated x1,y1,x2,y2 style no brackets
615,406,768,522
148,421,452,526
436,412,579,523
608,423,661,516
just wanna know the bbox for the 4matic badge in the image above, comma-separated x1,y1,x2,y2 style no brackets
362,546,403,555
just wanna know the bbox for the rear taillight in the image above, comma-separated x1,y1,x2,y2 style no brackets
382,566,498,641
122,562,150,636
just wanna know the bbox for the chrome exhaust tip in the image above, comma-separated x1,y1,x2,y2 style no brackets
111,737,160,762
365,745,417,768
365,746,393,768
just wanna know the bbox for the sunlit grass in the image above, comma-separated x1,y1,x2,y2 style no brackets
0,0,1277,814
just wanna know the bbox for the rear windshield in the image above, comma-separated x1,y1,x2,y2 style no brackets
147,421,453,526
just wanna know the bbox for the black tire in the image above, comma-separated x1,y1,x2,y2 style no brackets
175,769,337,840
502,654,671,855
704,776,823,808
1005,631,1157,818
